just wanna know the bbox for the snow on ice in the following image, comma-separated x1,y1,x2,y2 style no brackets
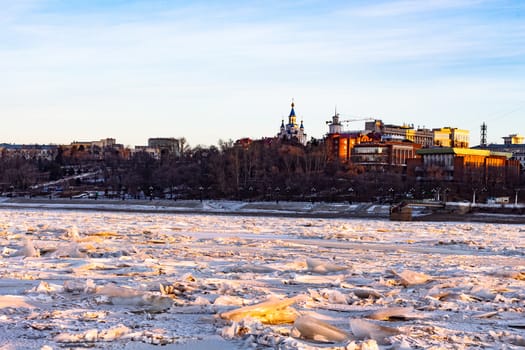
0,206,524,349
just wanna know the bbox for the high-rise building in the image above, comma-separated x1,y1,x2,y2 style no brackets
432,127,469,148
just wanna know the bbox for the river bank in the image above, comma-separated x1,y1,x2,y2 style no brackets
1,197,524,224
0,197,391,219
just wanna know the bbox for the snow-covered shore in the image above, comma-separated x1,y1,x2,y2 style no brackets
2,197,525,224
0,197,392,219
0,208,524,349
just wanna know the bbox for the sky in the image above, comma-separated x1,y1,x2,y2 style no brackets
1,0,524,148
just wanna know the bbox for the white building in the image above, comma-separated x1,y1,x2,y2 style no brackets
277,101,307,145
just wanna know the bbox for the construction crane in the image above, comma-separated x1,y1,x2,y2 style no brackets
325,112,376,135
326,115,375,125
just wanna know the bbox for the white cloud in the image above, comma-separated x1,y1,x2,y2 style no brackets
351,0,485,17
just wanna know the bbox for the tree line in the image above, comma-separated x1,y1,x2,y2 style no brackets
1,138,523,203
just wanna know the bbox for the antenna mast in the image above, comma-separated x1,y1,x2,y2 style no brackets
480,122,487,147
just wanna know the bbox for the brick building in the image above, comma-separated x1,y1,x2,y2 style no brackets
474,134,525,169
351,141,421,169
407,147,520,186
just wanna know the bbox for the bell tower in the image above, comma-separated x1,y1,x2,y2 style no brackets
288,100,297,126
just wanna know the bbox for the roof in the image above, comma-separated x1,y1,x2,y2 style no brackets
0,144,57,150
473,143,525,150
416,147,512,158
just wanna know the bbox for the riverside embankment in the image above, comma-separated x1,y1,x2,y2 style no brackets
1,197,525,223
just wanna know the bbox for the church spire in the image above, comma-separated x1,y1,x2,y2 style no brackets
289,99,297,125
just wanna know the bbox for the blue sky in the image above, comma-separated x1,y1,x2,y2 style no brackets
1,0,524,147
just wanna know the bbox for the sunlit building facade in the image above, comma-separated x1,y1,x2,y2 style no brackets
475,134,525,168
407,147,519,185
351,142,420,168
432,127,470,148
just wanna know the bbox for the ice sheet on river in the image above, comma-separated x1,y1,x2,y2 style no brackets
0,208,524,349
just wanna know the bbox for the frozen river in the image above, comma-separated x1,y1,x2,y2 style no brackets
0,208,524,349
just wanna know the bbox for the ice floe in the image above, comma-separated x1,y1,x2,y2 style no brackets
0,207,523,349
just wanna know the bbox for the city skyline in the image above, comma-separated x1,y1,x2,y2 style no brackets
2,0,524,148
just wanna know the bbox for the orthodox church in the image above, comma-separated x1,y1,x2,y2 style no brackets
277,101,307,145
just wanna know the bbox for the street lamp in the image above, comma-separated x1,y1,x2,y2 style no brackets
515,189,520,206
248,186,254,201
432,187,441,201
472,187,487,205
388,187,395,203
330,187,337,202
377,187,384,203
348,187,354,204
310,187,316,203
